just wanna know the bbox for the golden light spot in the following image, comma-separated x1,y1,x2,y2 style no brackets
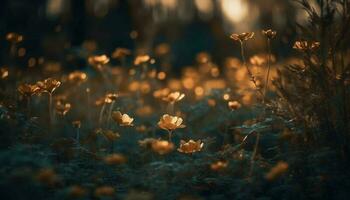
157,71,166,80
18,48,26,57
28,57,36,68
194,86,204,97
223,93,230,101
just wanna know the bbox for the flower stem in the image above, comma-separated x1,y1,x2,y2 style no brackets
263,38,272,103
99,102,106,127
249,132,260,177
49,93,53,125
168,130,173,142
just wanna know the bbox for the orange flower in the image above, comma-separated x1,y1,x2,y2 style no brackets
210,160,229,171
151,139,175,155
88,54,110,66
0,68,9,79
158,114,185,131
228,101,241,110
230,32,254,42
94,186,115,197
265,161,289,181
72,120,81,129
262,29,277,39
55,101,71,116
36,78,61,93
134,54,150,65
105,93,118,103
112,111,134,126
293,41,320,51
104,153,127,165
69,185,87,198
103,130,120,141
177,139,204,154
36,168,59,186
68,71,87,83
138,138,157,149
6,32,23,43
18,83,40,97
112,48,131,59
162,91,185,104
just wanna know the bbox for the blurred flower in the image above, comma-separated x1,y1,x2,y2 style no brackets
155,43,170,56
151,139,175,155
103,130,120,141
250,55,266,66
134,55,150,65
36,78,61,94
293,41,320,51
68,185,87,198
177,140,204,154
138,138,157,149
55,101,71,116
105,93,118,103
88,54,110,68
262,29,277,39
104,153,127,165
228,101,241,110
230,32,254,42
72,120,81,129
162,91,185,104
94,186,115,197
210,160,229,171
196,52,211,64
36,168,59,186
68,71,87,84
112,48,131,59
0,68,9,79
136,105,153,117
158,114,185,131
265,161,289,181
18,83,40,97
153,88,170,99
112,111,134,126
6,32,23,43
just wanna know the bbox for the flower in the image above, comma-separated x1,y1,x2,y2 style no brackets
228,101,241,110
68,71,87,83
55,101,71,116
210,160,229,171
230,32,255,42
72,120,81,129
134,54,150,65
112,48,131,59
162,91,185,104
88,54,110,67
265,161,289,181
0,68,9,79
262,29,277,39
36,168,59,186
177,139,204,154
293,41,320,51
69,185,87,198
158,114,185,131
18,83,40,97
36,78,61,93
94,186,115,197
138,138,157,148
112,111,134,126
151,139,175,155
6,32,23,43
105,93,118,103
104,153,127,165
103,130,120,141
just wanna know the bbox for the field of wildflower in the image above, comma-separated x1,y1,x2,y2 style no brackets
0,0,349,199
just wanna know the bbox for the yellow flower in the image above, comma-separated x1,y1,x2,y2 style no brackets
18,83,40,97
230,32,255,42
112,48,131,59
162,91,185,104
68,71,87,83
293,41,320,51
36,78,61,93
151,139,175,155
88,54,110,66
138,138,157,149
177,139,204,154
103,130,120,141
158,114,185,131
228,101,241,110
6,32,23,43
105,93,118,103
112,111,134,126
134,54,150,65
262,29,277,39
55,101,71,116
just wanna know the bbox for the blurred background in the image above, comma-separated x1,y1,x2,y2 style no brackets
0,0,315,72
